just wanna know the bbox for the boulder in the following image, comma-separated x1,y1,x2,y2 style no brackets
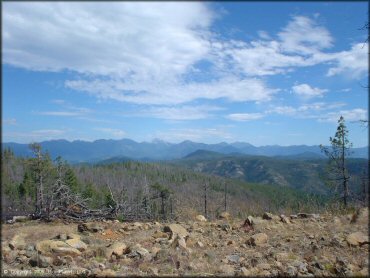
36,240,81,257
56,234,68,241
128,244,150,260
152,231,168,239
219,212,231,220
172,235,187,250
195,215,207,222
263,212,274,220
104,242,128,258
280,215,291,224
9,235,26,250
78,223,103,233
65,238,88,252
12,215,30,222
227,254,240,264
29,254,53,268
240,267,251,276
346,232,369,246
163,224,189,239
297,213,320,219
248,233,268,246
67,233,81,240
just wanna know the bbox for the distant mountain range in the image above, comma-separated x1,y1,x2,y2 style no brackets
3,138,368,163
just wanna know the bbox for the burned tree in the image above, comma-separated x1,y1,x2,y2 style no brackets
204,181,209,219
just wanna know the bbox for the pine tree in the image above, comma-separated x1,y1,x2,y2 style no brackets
320,116,352,207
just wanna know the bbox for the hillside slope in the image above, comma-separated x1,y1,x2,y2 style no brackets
171,151,368,194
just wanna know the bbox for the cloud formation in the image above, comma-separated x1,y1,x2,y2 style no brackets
4,3,367,109
292,84,328,99
226,113,265,122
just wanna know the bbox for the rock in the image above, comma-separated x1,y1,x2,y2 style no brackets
240,267,251,276
3,250,17,264
9,235,26,250
12,215,30,222
220,223,231,232
351,207,369,225
152,231,168,239
78,223,103,233
263,212,274,220
248,233,268,246
346,232,369,246
219,211,231,220
56,234,68,241
67,233,81,240
66,238,88,252
105,242,128,258
280,214,291,224
29,254,53,268
128,244,150,260
195,215,207,222
285,266,297,276
297,213,320,219
36,240,81,257
172,235,187,251
227,254,240,264
196,241,204,248
219,264,234,275
163,224,189,239
246,215,254,225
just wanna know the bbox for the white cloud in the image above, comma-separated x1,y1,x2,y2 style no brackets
3,2,213,79
221,40,312,76
65,77,276,105
140,105,223,120
292,84,328,99
278,16,333,54
35,104,92,117
318,108,368,123
326,43,369,79
94,128,126,138
267,106,297,115
3,3,367,110
226,113,264,122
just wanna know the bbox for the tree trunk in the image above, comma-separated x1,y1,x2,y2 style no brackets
204,183,207,218
342,130,347,207
224,181,227,212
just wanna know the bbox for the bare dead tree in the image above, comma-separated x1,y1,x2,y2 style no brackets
224,180,227,212
204,181,208,218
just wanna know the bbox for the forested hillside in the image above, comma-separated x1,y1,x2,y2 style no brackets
172,150,369,196
2,148,329,221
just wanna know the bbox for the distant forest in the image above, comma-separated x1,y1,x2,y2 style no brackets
1,144,367,221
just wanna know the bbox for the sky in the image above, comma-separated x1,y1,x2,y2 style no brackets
2,2,369,147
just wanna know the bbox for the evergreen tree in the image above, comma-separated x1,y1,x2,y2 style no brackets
320,116,352,207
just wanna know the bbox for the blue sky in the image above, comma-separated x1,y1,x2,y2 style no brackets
2,2,368,147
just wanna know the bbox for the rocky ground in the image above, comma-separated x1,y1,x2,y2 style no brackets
1,208,369,277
